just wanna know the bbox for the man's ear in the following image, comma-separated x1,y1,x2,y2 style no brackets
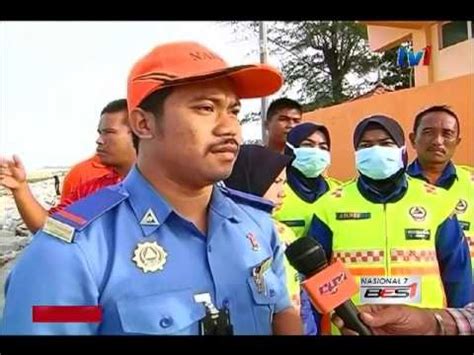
129,108,155,140
408,132,416,149
264,118,270,130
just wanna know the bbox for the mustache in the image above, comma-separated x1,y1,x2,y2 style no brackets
428,146,446,153
208,138,240,151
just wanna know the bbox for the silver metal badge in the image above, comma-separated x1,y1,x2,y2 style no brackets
132,241,167,273
140,208,159,226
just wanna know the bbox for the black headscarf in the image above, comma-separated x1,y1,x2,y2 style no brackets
285,122,331,154
224,144,292,197
284,122,331,203
353,115,408,202
353,115,405,149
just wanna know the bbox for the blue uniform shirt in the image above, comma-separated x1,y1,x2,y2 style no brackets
1,166,291,335
407,159,458,189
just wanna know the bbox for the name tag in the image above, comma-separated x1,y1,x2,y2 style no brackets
252,257,273,294
360,276,421,304
336,212,371,220
43,217,75,243
405,229,431,240
281,220,305,227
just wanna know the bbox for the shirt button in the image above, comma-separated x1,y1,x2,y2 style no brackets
223,298,230,307
208,245,212,252
269,289,276,297
159,317,173,328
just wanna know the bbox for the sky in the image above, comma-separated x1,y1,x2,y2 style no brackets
0,21,285,171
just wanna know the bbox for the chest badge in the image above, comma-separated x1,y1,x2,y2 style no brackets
132,241,168,273
246,232,260,251
455,199,468,213
409,206,427,222
140,208,160,226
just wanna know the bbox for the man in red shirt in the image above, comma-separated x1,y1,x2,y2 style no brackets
60,154,111,203
48,171,123,215
0,99,136,233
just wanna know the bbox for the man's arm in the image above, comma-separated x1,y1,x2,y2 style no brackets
0,230,99,335
0,155,48,233
445,302,474,335
435,214,472,307
332,304,468,335
272,307,303,335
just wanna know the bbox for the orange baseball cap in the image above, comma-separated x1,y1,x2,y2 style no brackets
127,41,284,111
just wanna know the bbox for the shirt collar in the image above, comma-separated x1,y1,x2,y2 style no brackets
209,186,242,223
122,165,173,237
407,159,457,188
122,166,240,236
357,173,408,204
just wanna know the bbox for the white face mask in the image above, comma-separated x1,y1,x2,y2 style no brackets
287,142,331,178
355,145,405,180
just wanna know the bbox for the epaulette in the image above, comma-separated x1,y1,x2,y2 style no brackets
218,185,274,213
43,186,128,243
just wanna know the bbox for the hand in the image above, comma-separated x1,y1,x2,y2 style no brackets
0,155,27,192
332,304,438,335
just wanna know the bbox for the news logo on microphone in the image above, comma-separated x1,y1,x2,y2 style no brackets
318,271,347,296
303,260,359,314
285,237,372,335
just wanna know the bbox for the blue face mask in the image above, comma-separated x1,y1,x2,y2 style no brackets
355,145,405,180
287,142,331,178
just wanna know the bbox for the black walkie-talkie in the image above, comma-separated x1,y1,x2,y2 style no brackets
195,293,234,335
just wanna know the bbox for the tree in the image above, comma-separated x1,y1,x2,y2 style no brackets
239,111,261,125
227,21,410,110
239,111,264,144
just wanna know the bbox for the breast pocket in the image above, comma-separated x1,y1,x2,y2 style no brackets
116,289,205,335
247,266,284,335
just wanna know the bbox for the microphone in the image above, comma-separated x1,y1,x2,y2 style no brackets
285,237,372,335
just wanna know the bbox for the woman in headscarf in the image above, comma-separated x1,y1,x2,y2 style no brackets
225,144,311,310
306,115,471,334
274,122,341,239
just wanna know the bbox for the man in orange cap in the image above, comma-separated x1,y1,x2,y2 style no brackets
2,42,303,335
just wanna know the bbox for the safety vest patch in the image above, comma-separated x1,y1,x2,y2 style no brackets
335,212,371,220
405,228,431,240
